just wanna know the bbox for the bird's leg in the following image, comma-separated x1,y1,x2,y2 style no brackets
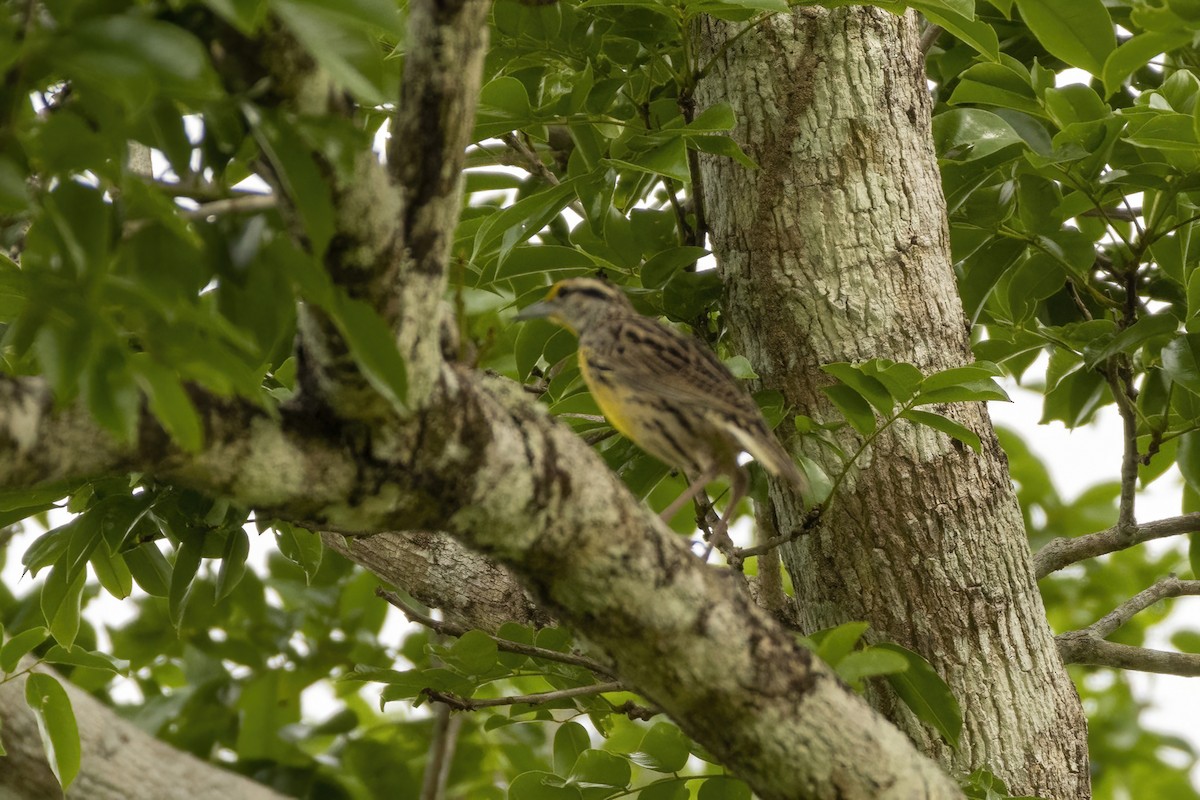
703,468,747,561
659,465,720,523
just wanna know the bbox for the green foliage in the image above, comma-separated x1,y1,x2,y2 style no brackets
801,621,964,748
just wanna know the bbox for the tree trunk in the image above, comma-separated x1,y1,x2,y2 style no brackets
695,7,1090,798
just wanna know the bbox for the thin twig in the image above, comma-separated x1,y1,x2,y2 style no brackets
180,194,276,219
1034,513,1200,578
918,24,943,55
500,132,587,219
375,588,617,678
732,507,822,563
419,689,463,800
1103,360,1139,538
1080,207,1141,221
148,179,258,202
1056,576,1200,675
557,413,606,423
423,681,623,711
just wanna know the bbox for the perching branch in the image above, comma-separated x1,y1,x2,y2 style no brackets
423,681,624,711
1033,513,1200,578
376,588,616,679
0,365,965,800
1056,576,1200,676
1103,361,1139,537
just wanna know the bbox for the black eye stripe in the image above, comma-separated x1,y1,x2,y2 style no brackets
559,285,612,300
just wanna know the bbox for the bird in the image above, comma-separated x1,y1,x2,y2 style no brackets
515,277,808,547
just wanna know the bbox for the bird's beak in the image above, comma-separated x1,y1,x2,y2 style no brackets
515,300,557,321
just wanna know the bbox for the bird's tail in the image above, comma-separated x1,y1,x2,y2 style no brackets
727,422,810,499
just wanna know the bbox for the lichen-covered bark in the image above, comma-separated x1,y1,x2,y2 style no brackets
323,530,552,632
0,366,964,800
0,660,287,800
694,7,1089,798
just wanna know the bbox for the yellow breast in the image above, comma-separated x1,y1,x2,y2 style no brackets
577,346,639,443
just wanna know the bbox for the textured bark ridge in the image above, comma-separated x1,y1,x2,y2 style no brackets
695,7,1090,798
0,660,288,800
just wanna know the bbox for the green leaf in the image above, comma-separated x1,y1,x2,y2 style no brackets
90,543,134,599
245,105,336,257
25,673,81,793
169,539,204,629
1102,30,1193,98
641,246,710,289
55,15,221,107
40,565,86,648
272,0,391,102
474,76,535,138
810,621,870,666
877,642,963,748
568,749,631,789
274,522,324,584
835,647,910,685
554,720,591,775
1013,0,1115,75
124,542,173,597
609,137,692,184
201,0,269,34
901,409,982,452
823,384,877,436
697,777,751,800
639,780,690,800
472,179,579,265
508,771,582,800
685,103,736,132
915,365,1009,404
445,630,499,675
1163,334,1200,395
1085,314,1178,367
215,528,250,601
933,109,1026,160
329,294,409,411
821,363,895,415
687,135,758,169
723,355,758,381
131,355,203,452
630,722,691,773
236,669,301,761
42,645,127,675
909,2,1000,61
1,627,49,674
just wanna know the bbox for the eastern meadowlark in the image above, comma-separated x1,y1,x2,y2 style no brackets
516,278,808,544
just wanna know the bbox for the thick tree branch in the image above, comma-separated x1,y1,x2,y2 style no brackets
386,0,490,403
0,659,288,800
1033,513,1200,578
0,368,963,800
1056,576,1200,675
324,531,552,631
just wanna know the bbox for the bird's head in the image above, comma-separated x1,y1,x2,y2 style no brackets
515,278,635,334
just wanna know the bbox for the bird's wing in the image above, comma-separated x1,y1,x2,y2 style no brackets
587,317,808,492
